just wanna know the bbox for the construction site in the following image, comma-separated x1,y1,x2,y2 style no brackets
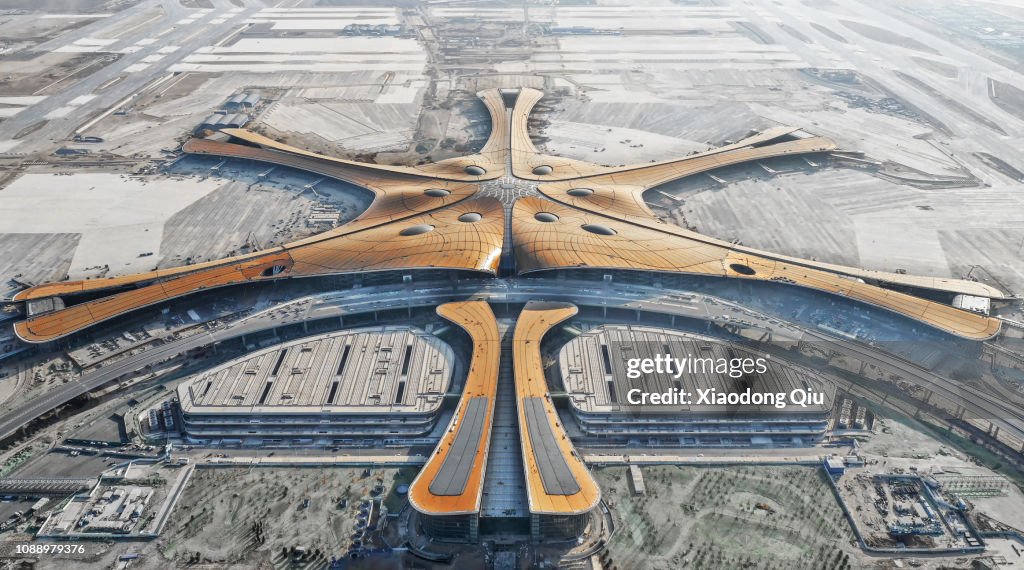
0,0,1024,568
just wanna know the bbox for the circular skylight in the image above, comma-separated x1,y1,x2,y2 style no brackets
399,224,436,236
581,224,616,236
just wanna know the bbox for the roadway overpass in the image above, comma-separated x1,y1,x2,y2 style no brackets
3,280,1021,452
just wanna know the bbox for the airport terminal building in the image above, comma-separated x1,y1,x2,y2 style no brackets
558,325,835,447
174,327,453,446
409,302,600,544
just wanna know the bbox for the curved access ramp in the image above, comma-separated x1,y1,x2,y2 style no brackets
409,301,500,518
513,301,600,516
14,198,505,343
511,198,1001,341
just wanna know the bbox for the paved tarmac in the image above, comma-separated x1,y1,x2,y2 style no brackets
0,0,263,153
2,279,1021,449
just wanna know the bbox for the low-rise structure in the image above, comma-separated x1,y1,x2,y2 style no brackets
175,327,454,446
559,325,835,447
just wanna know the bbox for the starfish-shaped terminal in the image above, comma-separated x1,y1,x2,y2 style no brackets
11,88,1006,343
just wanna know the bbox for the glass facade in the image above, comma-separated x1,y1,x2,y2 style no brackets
420,513,478,543
532,513,591,542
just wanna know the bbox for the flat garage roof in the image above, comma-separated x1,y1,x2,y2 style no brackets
178,326,452,415
559,324,834,414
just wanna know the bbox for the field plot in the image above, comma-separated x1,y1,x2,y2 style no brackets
678,166,1024,295
595,466,861,570
0,52,119,99
173,37,426,75
0,233,79,300
144,467,397,568
0,173,220,279
0,166,357,288
154,173,366,269
262,99,420,153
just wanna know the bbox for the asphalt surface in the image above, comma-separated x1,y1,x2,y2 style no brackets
0,0,263,153
0,329,216,440
3,279,1021,446
2,0,1017,452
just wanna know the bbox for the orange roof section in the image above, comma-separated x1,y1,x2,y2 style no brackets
513,301,601,515
511,197,1001,340
9,87,1005,343
515,90,1002,300
12,88,510,305
220,88,509,183
536,180,1006,301
14,198,504,343
13,148,480,303
408,301,500,516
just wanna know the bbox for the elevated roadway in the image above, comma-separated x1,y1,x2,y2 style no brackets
2,281,1022,452
11,88,1001,344
512,197,1002,341
409,301,500,517
513,301,600,515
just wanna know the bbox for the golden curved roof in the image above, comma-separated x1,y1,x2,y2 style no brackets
14,145,480,303
220,89,509,182
511,92,1000,302
14,198,504,343
408,301,500,516
513,301,601,515
512,197,1001,340
536,179,1006,301
11,87,1004,343
510,88,620,180
510,88,835,183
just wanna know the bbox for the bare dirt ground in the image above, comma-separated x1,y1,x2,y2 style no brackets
0,53,121,97
595,465,862,570
47,467,401,569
